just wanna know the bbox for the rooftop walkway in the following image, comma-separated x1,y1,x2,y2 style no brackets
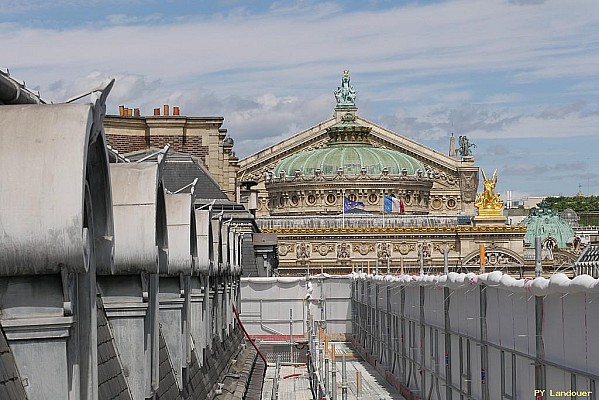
262,342,405,400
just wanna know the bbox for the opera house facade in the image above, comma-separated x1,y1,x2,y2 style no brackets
238,71,528,275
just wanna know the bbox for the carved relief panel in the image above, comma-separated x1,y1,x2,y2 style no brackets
296,242,311,260
376,241,392,260
417,241,433,259
353,242,374,256
337,242,351,260
459,169,479,203
433,242,456,254
316,243,334,256
464,250,520,267
278,243,294,257
394,242,415,255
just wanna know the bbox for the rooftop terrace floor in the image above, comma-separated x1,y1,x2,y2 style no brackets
261,342,406,400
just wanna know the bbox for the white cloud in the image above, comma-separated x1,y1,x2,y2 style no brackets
2,0,598,170
468,113,599,139
3,0,598,89
42,71,161,105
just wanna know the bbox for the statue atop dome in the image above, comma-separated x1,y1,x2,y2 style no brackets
334,70,357,107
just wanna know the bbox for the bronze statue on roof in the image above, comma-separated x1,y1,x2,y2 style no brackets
334,70,357,107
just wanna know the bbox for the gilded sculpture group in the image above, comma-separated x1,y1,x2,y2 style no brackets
475,169,504,217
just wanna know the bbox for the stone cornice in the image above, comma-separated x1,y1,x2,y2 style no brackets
261,225,526,235
105,115,225,130
267,173,434,186
1,316,74,340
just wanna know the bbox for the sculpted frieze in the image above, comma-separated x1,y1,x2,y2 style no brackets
433,242,456,254
316,243,334,256
278,243,294,257
296,242,311,260
426,166,459,188
417,241,433,258
337,242,351,259
376,241,392,259
394,241,415,255
353,242,374,255
459,170,479,203
553,251,576,266
464,250,520,266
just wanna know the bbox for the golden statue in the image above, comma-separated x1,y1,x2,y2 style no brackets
475,169,503,217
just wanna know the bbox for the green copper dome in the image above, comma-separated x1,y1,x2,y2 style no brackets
273,112,425,177
273,144,425,177
519,201,575,249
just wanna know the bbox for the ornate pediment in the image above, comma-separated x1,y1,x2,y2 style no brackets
239,116,463,184
239,93,479,215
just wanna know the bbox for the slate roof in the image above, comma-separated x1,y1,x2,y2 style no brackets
575,243,599,267
97,296,133,400
242,239,259,277
157,328,181,399
164,161,227,200
0,326,27,400
123,149,228,200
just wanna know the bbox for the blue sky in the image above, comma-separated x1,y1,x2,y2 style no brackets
2,0,598,199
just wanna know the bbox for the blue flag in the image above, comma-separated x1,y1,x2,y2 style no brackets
344,197,365,212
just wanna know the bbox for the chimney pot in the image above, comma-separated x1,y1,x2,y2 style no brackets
134,108,140,117
173,106,180,116
154,108,160,116
119,105,125,116
163,104,169,116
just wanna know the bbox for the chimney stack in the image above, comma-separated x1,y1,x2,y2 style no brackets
163,104,169,116
173,106,180,116
119,105,125,116
134,108,140,117
154,108,160,116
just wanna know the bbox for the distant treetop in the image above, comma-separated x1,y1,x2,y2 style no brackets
543,195,599,213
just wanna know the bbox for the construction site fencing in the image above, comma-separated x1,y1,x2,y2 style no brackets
352,272,599,399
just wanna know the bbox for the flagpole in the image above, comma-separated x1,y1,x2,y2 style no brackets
382,194,386,228
342,191,345,229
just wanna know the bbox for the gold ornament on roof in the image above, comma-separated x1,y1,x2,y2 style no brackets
474,169,503,217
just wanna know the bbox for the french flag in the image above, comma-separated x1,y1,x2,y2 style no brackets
384,195,405,213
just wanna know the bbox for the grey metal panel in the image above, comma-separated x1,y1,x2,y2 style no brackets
165,193,194,276
194,210,212,274
211,218,222,275
0,104,92,275
109,163,167,275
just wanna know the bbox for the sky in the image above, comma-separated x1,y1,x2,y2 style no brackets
2,0,599,200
